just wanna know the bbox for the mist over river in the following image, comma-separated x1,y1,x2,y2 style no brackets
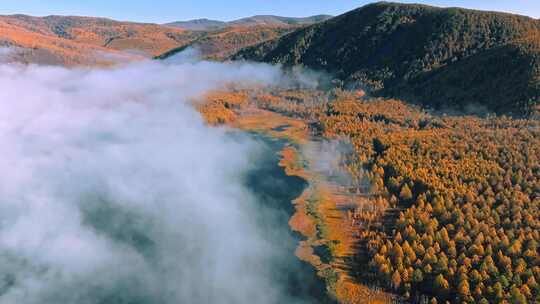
78,133,335,304
0,57,332,303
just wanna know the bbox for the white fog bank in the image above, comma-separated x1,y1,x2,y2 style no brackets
0,57,317,303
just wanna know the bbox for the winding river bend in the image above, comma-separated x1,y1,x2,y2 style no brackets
243,134,335,304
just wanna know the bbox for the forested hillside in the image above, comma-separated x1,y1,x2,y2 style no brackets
155,26,295,61
0,14,195,64
234,2,540,116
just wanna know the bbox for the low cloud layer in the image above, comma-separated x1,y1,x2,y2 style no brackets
0,57,317,303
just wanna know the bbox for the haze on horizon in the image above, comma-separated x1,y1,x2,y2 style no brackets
0,0,538,23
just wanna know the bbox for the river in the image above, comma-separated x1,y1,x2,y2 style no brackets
64,132,334,304
242,133,335,304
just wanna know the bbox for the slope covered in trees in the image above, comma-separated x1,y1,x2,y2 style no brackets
233,2,540,116
318,94,540,304
155,26,295,61
198,87,540,303
0,14,196,65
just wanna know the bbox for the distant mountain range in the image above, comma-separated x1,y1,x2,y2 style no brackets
234,2,540,116
0,13,327,65
165,15,333,31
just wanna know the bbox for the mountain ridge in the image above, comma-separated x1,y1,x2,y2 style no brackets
165,14,332,31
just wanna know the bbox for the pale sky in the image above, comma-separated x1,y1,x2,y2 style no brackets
0,1,537,23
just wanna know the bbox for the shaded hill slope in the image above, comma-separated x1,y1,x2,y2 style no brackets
234,2,540,115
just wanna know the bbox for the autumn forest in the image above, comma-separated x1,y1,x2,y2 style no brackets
199,87,540,304
0,1,539,304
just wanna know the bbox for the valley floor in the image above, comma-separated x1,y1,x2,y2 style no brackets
197,87,540,304
199,99,399,303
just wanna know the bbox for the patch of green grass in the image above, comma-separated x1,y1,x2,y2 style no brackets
321,267,339,296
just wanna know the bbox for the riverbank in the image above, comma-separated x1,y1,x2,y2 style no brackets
241,132,335,303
